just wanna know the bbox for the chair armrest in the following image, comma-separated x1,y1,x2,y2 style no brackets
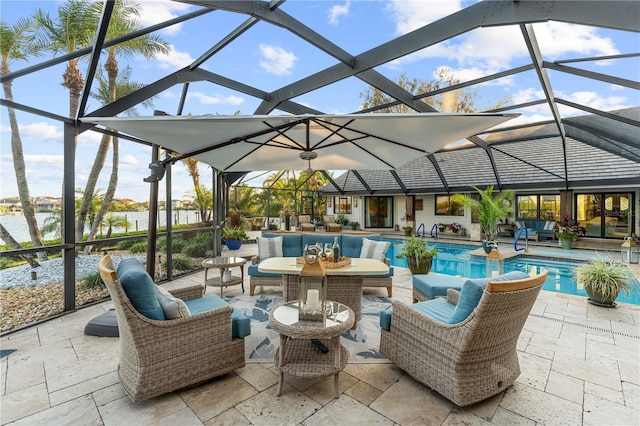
168,284,204,301
384,258,391,266
251,255,259,265
130,305,237,360
446,288,460,305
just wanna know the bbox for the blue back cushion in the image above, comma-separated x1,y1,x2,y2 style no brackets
340,234,363,258
116,258,165,321
447,271,530,324
263,233,302,257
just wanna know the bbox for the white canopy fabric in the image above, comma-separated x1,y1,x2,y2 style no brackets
81,113,518,171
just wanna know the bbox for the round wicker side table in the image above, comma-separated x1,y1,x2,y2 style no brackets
269,300,354,399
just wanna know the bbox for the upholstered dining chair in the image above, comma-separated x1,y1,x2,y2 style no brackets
380,270,548,407
98,255,249,402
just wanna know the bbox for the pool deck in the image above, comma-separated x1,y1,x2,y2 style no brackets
1,233,638,425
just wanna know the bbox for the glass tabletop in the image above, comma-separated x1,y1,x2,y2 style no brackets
272,300,352,329
202,257,246,267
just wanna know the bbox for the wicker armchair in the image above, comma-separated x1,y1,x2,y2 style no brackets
98,255,246,402
380,270,547,406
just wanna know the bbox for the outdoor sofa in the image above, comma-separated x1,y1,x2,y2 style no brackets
248,232,394,297
514,218,557,241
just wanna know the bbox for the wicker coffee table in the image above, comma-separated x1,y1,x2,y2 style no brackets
269,300,354,399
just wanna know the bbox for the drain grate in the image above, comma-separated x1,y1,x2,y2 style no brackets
529,314,640,339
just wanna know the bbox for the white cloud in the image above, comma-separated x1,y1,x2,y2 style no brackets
386,0,462,35
532,22,619,59
564,91,628,112
259,44,298,76
187,92,245,106
136,0,192,36
18,122,62,141
328,1,350,25
155,45,194,70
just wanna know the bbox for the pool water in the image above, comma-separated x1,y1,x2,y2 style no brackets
385,240,640,306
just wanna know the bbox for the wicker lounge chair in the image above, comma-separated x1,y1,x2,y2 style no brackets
298,215,316,231
380,270,547,406
98,255,247,402
323,215,342,232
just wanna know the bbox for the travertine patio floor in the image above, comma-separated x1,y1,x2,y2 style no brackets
2,241,639,425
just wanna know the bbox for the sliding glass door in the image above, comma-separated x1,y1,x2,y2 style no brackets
365,196,393,228
576,192,635,238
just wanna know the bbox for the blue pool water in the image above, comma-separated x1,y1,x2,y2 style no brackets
384,239,640,306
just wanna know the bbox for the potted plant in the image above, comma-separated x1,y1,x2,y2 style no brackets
222,227,248,250
396,237,438,274
556,214,580,249
336,214,347,226
575,257,638,307
453,186,514,253
348,221,359,230
402,225,413,237
223,210,248,250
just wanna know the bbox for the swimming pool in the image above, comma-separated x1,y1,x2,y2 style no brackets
384,239,640,306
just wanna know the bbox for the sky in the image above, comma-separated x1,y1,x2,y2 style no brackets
1,0,638,203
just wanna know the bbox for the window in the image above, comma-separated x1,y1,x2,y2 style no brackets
516,194,559,221
434,194,464,216
332,196,351,214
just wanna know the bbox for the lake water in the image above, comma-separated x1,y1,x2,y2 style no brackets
0,210,202,244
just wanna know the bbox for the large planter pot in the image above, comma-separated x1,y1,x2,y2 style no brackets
225,239,243,250
481,241,494,254
585,283,619,307
560,239,573,250
407,256,433,275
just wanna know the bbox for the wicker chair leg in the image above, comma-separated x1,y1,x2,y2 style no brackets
387,287,392,297
250,285,255,296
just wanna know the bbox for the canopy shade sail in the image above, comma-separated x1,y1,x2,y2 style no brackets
81,113,518,172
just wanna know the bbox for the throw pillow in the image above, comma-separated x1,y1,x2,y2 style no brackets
154,285,191,320
544,220,556,230
116,258,166,320
256,236,283,260
513,220,524,229
447,271,530,324
359,238,390,262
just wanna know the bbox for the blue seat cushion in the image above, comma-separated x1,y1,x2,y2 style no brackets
185,294,251,338
116,258,165,321
247,263,281,278
447,271,530,324
380,298,456,331
413,273,465,299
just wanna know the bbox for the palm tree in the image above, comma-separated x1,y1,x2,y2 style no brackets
103,214,130,238
0,17,46,264
76,0,169,243
34,0,95,123
82,67,155,254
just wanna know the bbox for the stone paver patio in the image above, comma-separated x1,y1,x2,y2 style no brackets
1,239,639,425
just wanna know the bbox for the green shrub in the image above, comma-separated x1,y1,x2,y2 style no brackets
182,240,209,258
156,236,167,252
168,255,193,271
129,241,148,253
81,271,105,289
171,239,186,253
116,239,143,250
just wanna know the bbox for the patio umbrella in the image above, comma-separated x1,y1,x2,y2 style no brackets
81,113,518,171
